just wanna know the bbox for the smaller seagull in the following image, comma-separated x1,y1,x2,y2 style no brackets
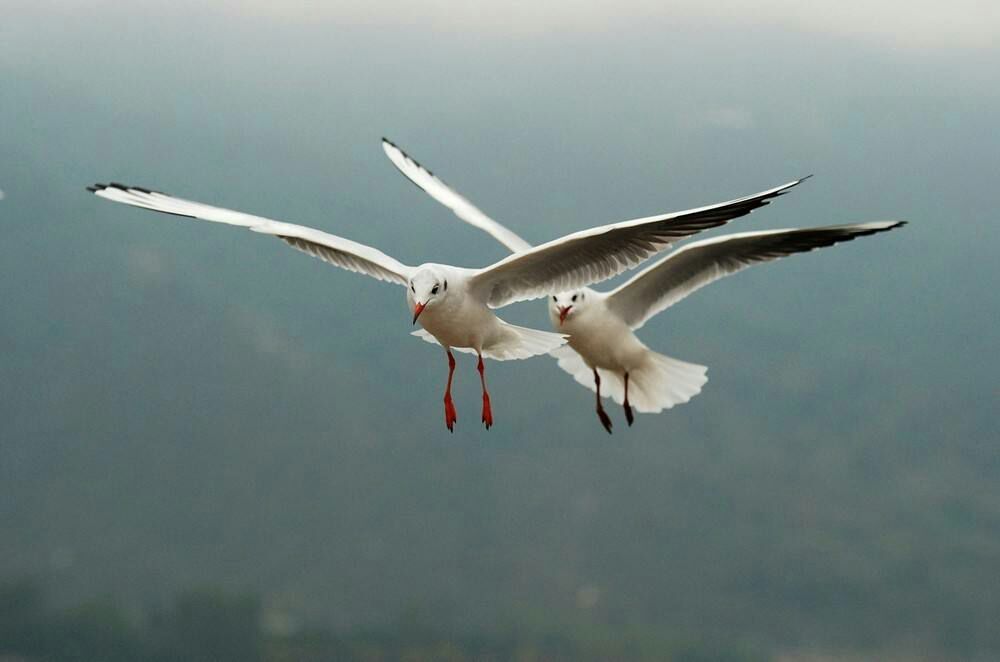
383,139,904,432
88,161,800,431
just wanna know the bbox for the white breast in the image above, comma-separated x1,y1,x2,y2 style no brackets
417,280,501,351
555,300,648,372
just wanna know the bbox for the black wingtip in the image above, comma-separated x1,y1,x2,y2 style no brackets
772,174,812,197
92,182,163,195
382,137,396,147
846,220,906,239
871,220,906,231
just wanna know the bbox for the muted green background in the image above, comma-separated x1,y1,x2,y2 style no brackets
2,3,999,659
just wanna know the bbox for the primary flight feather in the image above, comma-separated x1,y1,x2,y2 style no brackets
382,139,903,432
88,154,796,431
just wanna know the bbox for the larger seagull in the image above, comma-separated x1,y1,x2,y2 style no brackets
88,165,803,431
382,139,904,432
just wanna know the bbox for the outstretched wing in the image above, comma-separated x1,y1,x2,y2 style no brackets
468,177,809,308
88,183,414,285
382,138,533,253
606,221,906,329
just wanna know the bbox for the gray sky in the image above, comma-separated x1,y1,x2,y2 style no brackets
2,1,1000,655
15,0,1000,48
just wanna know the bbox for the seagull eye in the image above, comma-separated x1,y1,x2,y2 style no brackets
410,284,415,293
571,294,578,302
431,285,439,295
552,296,558,302
444,280,447,291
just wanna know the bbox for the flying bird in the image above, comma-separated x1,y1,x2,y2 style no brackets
382,139,903,432
89,162,800,430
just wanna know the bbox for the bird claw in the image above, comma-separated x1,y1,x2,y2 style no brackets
597,407,613,434
624,403,634,427
481,392,493,430
444,396,458,432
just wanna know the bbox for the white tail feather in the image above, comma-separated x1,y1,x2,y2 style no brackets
550,346,707,413
411,322,567,361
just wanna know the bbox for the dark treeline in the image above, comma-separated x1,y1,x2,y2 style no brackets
0,579,762,662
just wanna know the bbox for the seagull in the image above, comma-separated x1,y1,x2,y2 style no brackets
382,138,904,432
89,161,800,430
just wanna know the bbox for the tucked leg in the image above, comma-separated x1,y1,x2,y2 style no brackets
593,369,613,434
477,353,493,429
443,349,458,432
623,372,634,427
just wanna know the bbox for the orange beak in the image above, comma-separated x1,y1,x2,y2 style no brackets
557,305,572,325
412,301,426,325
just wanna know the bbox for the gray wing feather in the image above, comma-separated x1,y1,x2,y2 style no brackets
606,221,906,329
469,177,809,308
382,138,533,253
88,183,413,286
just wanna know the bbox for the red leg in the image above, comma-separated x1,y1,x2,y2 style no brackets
477,353,493,430
443,349,458,432
623,372,634,427
594,369,612,434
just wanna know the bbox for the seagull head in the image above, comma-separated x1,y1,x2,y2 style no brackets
408,267,450,324
549,289,589,327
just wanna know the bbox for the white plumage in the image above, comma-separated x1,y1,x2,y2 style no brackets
382,139,904,432
89,157,794,431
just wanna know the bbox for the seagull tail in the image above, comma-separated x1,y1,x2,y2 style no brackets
485,321,569,361
551,346,708,414
410,323,567,361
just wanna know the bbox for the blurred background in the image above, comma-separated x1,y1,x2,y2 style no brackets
2,2,998,660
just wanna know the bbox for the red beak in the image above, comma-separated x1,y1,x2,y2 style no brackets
557,305,572,325
412,301,426,325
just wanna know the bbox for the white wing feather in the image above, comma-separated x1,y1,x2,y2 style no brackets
606,221,906,329
88,183,414,285
469,177,810,308
382,138,533,253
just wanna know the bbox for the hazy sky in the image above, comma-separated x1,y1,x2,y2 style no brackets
12,0,1000,48
2,1,1000,655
